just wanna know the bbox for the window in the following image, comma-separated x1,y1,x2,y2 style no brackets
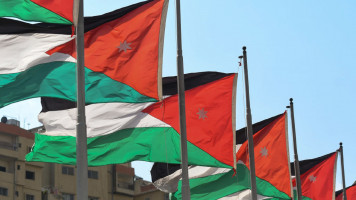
0,166,6,172
25,171,35,180
62,193,74,200
88,197,99,200
88,170,98,179
26,194,35,200
62,166,74,175
164,193,170,200
17,165,20,170
0,187,8,196
27,146,32,153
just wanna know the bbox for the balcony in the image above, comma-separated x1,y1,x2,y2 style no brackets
0,141,17,151
116,181,135,196
0,171,13,183
0,142,18,158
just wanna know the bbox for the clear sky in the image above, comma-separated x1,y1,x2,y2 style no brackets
1,0,355,191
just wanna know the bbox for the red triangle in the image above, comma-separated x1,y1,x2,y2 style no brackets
46,0,166,100
236,113,292,197
336,184,356,200
31,0,74,23
143,74,236,168
293,153,337,200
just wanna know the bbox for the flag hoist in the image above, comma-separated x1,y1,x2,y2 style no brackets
287,98,302,200
73,0,88,199
242,46,258,200
339,143,347,200
175,0,191,199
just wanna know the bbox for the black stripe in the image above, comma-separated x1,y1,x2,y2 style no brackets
290,152,336,176
0,0,152,34
236,113,283,145
162,71,233,96
151,163,181,183
41,97,76,112
41,72,234,112
335,182,356,197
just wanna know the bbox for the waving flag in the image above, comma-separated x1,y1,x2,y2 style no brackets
0,0,168,108
291,152,338,200
335,182,356,200
152,113,292,200
0,0,74,24
26,72,237,168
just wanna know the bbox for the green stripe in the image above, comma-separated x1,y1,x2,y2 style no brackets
171,164,291,200
0,61,156,107
0,0,71,24
26,127,228,168
293,190,312,200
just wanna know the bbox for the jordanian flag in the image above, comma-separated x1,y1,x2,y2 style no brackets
0,0,74,24
291,152,338,200
336,182,356,200
151,113,292,200
26,72,237,168
0,0,168,108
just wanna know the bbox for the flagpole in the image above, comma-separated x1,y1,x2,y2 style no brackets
75,0,88,199
175,0,190,199
242,46,257,200
288,98,302,200
339,142,347,200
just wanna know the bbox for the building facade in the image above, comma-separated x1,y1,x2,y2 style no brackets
0,120,168,200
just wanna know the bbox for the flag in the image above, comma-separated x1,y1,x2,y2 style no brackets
151,113,292,200
291,152,338,200
0,0,168,108
26,72,237,168
234,112,292,199
335,182,356,200
0,0,74,24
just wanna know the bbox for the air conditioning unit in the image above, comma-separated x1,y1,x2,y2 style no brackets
7,119,20,127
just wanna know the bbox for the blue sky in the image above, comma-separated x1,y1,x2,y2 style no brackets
1,0,355,190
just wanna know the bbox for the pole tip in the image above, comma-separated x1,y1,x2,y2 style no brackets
290,98,293,102
340,142,343,146
242,46,246,51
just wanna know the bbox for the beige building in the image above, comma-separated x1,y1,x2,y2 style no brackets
0,120,168,200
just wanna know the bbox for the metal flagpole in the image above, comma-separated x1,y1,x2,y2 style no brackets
339,142,347,200
287,98,302,200
242,46,257,200
74,0,88,199
175,0,190,199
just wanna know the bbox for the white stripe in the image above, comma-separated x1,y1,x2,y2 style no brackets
153,168,183,193
39,102,170,138
0,33,75,74
154,145,244,193
153,166,231,193
218,189,273,200
154,146,245,193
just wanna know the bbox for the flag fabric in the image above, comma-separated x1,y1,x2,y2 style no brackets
291,152,338,200
0,0,168,108
0,0,74,24
335,182,356,200
26,72,237,168
151,113,292,200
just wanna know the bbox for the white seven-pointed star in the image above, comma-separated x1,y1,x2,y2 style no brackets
260,147,268,157
197,108,208,120
309,175,317,183
118,41,132,52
